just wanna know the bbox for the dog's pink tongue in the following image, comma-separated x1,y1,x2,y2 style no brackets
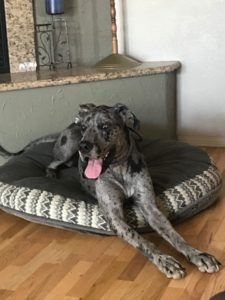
84,159,103,179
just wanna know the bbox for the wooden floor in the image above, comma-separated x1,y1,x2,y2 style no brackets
0,148,225,300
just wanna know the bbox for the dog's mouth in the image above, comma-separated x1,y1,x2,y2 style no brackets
84,157,103,179
80,147,115,180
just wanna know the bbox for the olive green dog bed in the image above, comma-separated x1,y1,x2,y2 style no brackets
0,139,221,235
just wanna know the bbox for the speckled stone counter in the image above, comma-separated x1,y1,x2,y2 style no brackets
0,61,180,92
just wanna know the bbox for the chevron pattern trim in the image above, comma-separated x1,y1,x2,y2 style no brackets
0,162,221,234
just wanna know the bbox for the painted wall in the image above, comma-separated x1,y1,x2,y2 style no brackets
0,73,176,165
117,0,225,146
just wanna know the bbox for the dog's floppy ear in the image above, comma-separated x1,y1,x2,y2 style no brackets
113,103,140,130
75,103,96,124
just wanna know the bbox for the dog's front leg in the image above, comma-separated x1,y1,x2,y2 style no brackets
96,179,186,279
135,172,221,274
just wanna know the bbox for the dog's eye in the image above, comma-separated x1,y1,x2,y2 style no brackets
81,125,87,132
99,123,111,131
102,124,108,130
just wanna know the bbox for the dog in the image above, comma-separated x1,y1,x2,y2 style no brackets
0,103,221,279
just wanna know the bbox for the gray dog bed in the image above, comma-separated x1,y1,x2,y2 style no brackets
0,139,221,235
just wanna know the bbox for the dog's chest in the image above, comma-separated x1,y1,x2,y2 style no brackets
79,164,136,199
106,165,136,198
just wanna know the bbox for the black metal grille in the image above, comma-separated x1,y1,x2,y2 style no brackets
0,0,9,73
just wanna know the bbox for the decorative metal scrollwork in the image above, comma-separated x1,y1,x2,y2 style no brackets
35,17,72,70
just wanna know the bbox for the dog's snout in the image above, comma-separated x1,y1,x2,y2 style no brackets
79,141,93,154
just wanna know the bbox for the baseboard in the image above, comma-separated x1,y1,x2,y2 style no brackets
178,135,225,147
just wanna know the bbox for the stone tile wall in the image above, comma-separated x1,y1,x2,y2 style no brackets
4,0,36,73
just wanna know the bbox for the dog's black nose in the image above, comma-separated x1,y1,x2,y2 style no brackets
79,141,93,154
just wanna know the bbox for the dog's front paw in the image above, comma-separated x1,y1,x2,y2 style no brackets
189,252,221,273
155,254,186,279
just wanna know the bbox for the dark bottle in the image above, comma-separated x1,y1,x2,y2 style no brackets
45,0,64,15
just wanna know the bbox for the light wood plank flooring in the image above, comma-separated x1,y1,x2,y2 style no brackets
0,148,225,300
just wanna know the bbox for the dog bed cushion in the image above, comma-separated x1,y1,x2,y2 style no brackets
0,139,221,235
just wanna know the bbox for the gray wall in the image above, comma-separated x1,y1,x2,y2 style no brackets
0,72,176,165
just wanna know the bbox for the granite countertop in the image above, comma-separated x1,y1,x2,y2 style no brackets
0,61,181,92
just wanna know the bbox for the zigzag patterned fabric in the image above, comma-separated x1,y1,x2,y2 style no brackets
0,162,221,235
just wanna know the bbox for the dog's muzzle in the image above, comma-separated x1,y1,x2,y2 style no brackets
79,140,102,180
79,141,93,154
79,141,116,180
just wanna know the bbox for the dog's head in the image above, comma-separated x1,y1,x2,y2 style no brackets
75,103,140,179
